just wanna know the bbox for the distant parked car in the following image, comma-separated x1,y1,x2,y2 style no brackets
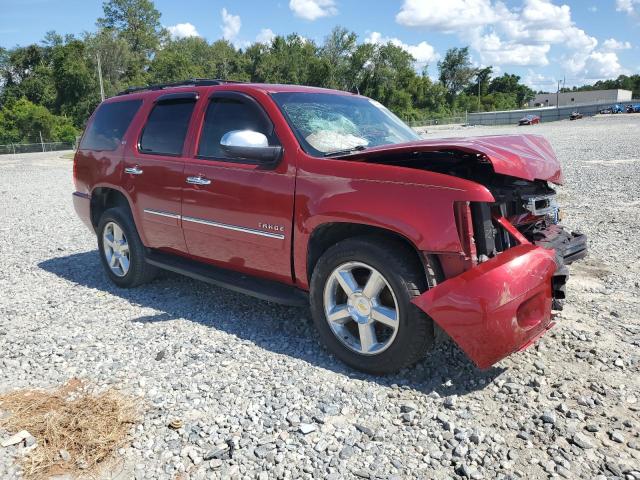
600,104,624,114
626,104,640,113
519,114,540,125
570,112,583,120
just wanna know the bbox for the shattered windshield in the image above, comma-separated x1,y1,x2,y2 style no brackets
271,92,420,157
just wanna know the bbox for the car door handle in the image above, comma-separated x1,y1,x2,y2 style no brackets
186,175,211,185
124,166,143,175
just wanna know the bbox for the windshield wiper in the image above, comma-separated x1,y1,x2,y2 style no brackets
323,145,367,157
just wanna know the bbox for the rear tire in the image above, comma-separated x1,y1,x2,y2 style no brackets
97,207,157,288
310,236,437,375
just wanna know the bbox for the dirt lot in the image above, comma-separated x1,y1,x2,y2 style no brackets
1,114,639,479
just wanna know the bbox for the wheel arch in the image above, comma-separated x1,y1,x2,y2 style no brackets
90,186,134,231
305,222,438,287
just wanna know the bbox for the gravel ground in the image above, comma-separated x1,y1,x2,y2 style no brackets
1,114,639,479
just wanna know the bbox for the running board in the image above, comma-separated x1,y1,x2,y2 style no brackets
145,250,308,307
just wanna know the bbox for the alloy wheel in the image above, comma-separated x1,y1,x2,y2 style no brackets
102,221,130,277
323,261,399,355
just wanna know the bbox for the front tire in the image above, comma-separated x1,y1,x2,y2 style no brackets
97,208,157,288
310,236,437,374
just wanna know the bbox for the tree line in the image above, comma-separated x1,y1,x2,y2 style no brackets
561,76,640,98
0,0,635,145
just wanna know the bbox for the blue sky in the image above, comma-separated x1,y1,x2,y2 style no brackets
1,0,639,89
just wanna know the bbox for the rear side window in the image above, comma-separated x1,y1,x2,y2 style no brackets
80,100,142,151
198,97,277,159
139,100,196,156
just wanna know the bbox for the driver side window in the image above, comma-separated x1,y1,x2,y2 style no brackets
197,95,278,160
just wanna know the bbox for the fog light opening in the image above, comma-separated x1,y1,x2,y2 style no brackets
517,293,546,328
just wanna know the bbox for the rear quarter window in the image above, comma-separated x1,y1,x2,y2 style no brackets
79,100,142,151
139,100,196,156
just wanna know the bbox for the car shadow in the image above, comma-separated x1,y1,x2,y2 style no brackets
38,250,505,397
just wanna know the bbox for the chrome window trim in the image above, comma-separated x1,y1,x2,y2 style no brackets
143,209,181,220
182,216,285,240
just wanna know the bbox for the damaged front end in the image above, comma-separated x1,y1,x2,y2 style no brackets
467,177,587,308
416,175,587,369
350,134,588,368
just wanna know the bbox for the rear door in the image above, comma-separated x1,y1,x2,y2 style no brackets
123,92,198,253
181,91,296,284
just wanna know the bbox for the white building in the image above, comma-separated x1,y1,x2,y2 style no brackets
529,89,632,107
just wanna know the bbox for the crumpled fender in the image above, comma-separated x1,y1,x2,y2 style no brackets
342,134,563,184
412,244,557,369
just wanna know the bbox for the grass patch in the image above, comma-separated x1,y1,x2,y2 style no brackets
0,379,140,479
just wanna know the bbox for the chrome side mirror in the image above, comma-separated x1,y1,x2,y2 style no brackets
220,130,282,166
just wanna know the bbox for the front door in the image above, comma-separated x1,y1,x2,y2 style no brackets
181,92,296,284
123,93,198,253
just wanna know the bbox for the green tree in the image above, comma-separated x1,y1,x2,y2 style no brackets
207,40,248,81
319,27,358,90
97,0,166,80
464,66,492,98
0,44,56,109
488,73,534,107
248,34,320,85
51,39,99,126
407,74,451,117
84,29,136,97
149,37,210,83
438,47,475,104
357,43,417,115
98,0,165,55
0,97,78,144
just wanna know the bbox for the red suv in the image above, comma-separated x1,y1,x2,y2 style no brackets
72,79,586,374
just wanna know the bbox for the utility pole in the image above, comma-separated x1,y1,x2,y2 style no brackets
96,53,105,102
556,79,562,119
477,76,481,112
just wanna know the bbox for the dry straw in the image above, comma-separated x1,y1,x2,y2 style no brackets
0,379,140,479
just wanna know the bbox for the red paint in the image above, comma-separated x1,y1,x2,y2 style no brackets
72,82,578,369
493,214,531,245
519,115,541,126
177,89,300,282
340,134,562,184
412,245,557,369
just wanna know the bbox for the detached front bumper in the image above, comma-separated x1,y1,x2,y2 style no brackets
413,244,559,369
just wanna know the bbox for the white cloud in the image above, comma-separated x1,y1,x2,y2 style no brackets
256,28,276,44
473,32,551,66
588,6,597,13
220,8,241,41
489,0,597,52
520,0,571,27
365,32,439,66
602,38,632,51
396,0,622,83
396,0,498,32
289,0,337,21
616,0,640,15
523,69,556,90
565,49,628,81
167,23,200,39
581,51,627,79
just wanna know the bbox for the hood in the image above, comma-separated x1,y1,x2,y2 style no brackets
342,134,563,184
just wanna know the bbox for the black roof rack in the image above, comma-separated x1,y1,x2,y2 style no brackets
116,78,245,96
